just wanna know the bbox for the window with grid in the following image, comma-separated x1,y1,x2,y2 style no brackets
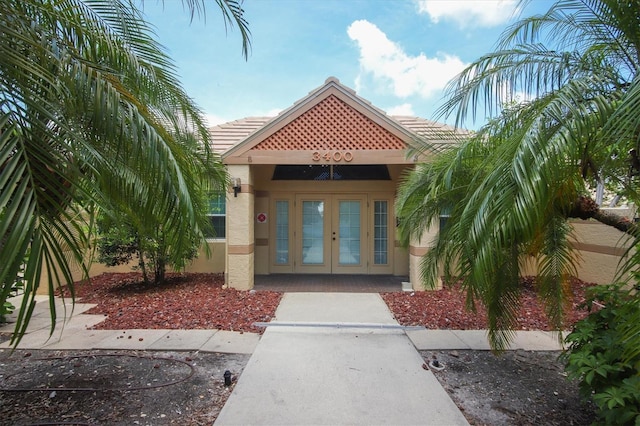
439,207,451,233
205,193,226,239
275,200,289,264
272,165,391,180
374,201,388,264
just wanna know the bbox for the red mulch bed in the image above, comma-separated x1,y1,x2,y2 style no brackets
381,276,593,330
60,273,594,334
61,273,282,334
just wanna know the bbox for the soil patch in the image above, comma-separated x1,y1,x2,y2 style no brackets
423,350,596,425
0,349,248,425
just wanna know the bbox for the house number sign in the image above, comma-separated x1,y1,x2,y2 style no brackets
311,151,353,162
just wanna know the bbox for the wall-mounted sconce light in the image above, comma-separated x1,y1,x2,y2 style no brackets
232,177,241,197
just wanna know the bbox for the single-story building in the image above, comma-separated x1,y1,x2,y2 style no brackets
55,76,632,292
211,77,462,291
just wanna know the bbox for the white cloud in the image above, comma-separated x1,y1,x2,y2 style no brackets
512,89,536,103
204,108,281,127
495,79,538,107
204,113,229,126
416,0,519,28
387,103,415,116
347,20,466,99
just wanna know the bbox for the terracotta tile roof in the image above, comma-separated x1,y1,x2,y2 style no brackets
209,117,273,154
392,115,459,136
210,114,466,154
391,116,468,152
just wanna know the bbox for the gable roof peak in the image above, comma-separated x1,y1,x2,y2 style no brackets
303,76,356,99
221,77,420,160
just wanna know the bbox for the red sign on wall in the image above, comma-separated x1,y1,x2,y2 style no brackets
256,212,267,223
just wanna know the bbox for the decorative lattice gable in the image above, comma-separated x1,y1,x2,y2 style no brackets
252,95,406,151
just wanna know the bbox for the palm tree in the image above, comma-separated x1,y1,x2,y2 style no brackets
0,0,250,344
397,0,640,351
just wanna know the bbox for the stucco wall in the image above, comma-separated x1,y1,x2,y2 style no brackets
37,241,226,295
39,194,632,295
85,241,226,276
518,218,633,284
409,220,442,290
568,219,633,284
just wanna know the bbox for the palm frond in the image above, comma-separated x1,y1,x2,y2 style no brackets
1,0,238,343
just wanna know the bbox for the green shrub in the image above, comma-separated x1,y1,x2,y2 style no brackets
0,261,25,323
96,211,200,285
563,283,640,425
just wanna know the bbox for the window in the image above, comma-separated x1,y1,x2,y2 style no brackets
374,201,388,264
205,193,226,239
275,200,289,264
439,207,451,233
272,165,391,180
439,215,449,232
338,201,361,265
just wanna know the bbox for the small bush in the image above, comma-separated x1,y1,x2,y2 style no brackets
96,212,200,285
562,283,640,425
0,264,25,323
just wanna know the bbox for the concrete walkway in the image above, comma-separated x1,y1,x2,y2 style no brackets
215,293,469,425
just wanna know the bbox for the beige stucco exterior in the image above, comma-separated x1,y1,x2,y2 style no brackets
409,219,443,291
516,215,635,285
568,218,634,284
225,164,255,290
37,240,226,295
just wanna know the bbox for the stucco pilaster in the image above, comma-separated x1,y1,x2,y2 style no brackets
225,165,254,290
408,219,442,291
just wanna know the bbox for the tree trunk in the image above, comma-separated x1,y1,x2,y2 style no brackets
154,258,165,285
136,236,150,285
568,196,637,235
592,209,637,234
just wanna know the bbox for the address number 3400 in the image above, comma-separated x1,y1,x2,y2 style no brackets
312,151,353,162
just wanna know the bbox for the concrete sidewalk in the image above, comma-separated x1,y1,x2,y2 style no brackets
214,293,470,425
0,295,259,354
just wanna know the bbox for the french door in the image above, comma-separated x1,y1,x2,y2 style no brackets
270,193,393,274
296,194,368,274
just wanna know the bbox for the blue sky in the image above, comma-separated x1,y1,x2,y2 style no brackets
142,0,552,129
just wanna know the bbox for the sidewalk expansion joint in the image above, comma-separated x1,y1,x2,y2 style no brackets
253,321,425,330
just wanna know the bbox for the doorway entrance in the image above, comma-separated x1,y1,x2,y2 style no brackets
296,194,368,274
270,192,394,275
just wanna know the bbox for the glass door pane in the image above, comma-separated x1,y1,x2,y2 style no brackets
302,200,324,265
374,201,388,264
332,195,367,274
275,200,289,264
338,201,361,265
